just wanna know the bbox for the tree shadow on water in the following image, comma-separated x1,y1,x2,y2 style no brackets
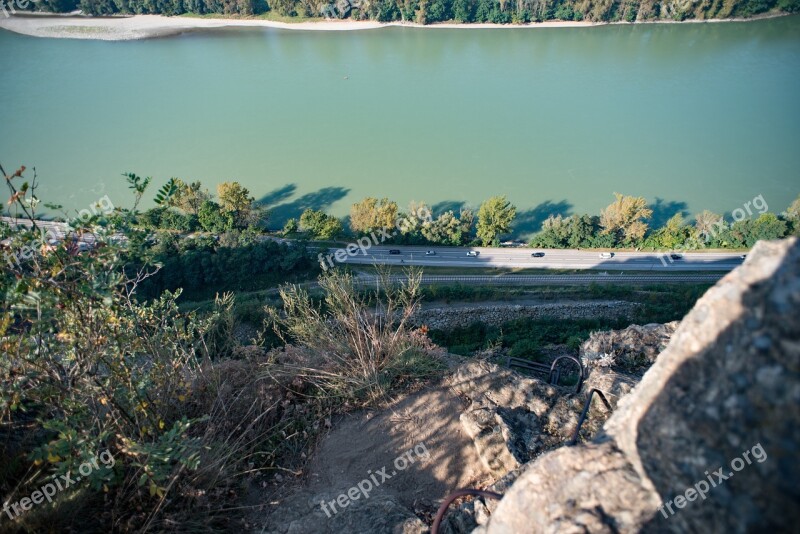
259,186,350,229
258,184,297,208
431,200,470,217
649,198,689,229
511,200,573,239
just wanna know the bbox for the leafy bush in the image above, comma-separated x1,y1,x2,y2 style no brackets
0,165,302,530
299,208,344,240
133,235,319,301
197,200,234,233
283,217,299,235
508,339,544,361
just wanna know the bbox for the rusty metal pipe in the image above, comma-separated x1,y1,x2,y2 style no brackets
568,388,612,446
431,489,503,534
548,355,585,393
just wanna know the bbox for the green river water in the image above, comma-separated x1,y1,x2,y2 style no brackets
1,16,799,234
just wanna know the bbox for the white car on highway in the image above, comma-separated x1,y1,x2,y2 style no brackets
599,252,614,259
466,251,479,257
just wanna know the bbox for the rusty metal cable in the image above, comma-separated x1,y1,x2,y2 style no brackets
431,489,503,534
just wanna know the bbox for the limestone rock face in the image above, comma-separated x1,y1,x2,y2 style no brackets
443,357,639,533
447,361,582,469
580,321,679,373
484,239,800,533
459,405,524,475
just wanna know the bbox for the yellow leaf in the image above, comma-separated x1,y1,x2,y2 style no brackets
158,420,165,430
55,333,74,343
177,395,186,402
47,453,61,464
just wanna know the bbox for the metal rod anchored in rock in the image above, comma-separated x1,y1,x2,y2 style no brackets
568,388,613,446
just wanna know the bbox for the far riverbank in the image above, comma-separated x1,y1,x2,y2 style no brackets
0,11,790,41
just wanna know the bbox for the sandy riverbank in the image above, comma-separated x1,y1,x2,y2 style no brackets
0,14,606,40
2,12,788,41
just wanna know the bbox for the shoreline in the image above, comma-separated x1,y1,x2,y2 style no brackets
0,12,792,41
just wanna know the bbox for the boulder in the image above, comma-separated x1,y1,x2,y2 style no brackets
483,239,800,533
580,321,679,373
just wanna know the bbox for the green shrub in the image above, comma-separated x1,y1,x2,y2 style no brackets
509,339,544,361
566,335,584,351
0,167,298,531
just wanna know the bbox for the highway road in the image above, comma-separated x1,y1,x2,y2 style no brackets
3,216,746,274
0,216,103,245
353,273,726,286
328,246,746,272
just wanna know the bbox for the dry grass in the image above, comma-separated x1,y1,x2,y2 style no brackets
265,268,443,406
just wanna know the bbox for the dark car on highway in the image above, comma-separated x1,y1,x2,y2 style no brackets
388,249,401,255
531,252,545,258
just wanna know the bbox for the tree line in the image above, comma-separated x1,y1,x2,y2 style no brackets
285,191,800,250
131,177,800,298
529,193,799,250
136,177,800,251
23,0,800,22
284,195,517,246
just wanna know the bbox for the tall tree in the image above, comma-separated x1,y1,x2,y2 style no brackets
694,210,724,243
422,211,463,245
653,213,690,249
459,208,475,242
349,197,399,234
398,201,431,237
786,194,800,220
217,181,255,228
599,193,652,244
566,214,597,248
785,194,800,236
750,213,787,244
170,179,211,216
476,196,516,246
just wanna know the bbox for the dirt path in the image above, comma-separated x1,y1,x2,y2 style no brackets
256,381,494,533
